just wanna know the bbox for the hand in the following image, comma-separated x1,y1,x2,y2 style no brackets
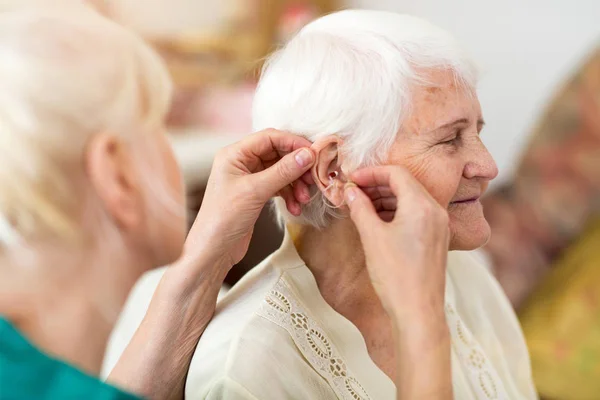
344,166,450,326
185,129,315,270
344,166,453,400
112,130,315,399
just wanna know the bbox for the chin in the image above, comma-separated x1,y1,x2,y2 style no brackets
448,219,491,251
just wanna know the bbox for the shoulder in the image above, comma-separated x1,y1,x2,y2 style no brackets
102,266,168,377
184,256,282,398
447,251,537,399
447,250,522,334
185,258,325,399
102,264,230,377
447,250,510,306
0,318,140,400
186,307,318,399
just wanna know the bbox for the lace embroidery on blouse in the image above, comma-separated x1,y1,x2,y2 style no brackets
258,276,510,400
445,303,509,399
257,278,371,400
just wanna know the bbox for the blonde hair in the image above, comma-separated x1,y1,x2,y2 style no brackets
0,4,173,246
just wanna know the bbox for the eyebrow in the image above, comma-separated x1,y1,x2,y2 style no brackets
431,117,486,133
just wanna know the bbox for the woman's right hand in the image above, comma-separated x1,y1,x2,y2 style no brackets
344,165,450,324
344,165,453,399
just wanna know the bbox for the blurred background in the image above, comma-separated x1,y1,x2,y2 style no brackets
93,1,599,398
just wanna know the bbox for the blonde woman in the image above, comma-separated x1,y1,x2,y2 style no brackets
0,4,316,399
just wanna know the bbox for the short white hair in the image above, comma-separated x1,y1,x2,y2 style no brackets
253,10,478,228
0,4,173,246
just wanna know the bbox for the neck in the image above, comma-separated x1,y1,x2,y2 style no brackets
295,218,398,381
0,241,146,376
295,218,382,313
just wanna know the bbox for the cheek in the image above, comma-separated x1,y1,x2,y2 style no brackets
400,152,463,207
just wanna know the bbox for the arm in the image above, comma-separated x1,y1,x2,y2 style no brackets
344,166,453,399
107,129,316,399
105,248,227,399
392,313,451,400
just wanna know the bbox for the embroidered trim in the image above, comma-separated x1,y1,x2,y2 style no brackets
257,279,371,400
258,275,509,400
445,303,508,399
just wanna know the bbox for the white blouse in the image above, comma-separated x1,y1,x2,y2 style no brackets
104,231,538,399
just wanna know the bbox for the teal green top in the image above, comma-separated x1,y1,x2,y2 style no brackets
0,317,141,400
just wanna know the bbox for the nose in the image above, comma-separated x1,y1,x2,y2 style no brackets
463,137,499,181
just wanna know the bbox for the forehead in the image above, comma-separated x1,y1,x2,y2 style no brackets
404,69,481,133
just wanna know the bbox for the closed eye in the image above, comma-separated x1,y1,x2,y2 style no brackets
440,130,461,145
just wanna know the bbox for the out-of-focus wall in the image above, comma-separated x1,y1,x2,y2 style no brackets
107,0,230,37
347,0,600,186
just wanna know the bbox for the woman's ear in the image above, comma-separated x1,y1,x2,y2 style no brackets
84,132,144,232
311,136,346,207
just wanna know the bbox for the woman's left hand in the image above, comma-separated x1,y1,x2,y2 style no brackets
184,128,315,270
109,129,314,400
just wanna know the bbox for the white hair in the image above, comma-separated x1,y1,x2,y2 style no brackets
0,4,174,246
253,10,478,228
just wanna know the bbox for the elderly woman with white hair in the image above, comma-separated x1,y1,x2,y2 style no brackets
109,9,538,400
0,4,322,399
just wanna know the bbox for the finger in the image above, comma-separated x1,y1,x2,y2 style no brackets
286,199,302,216
362,186,395,201
372,197,397,212
279,184,293,205
344,184,383,237
251,148,315,201
233,129,313,173
293,180,312,204
301,171,315,185
351,166,430,201
378,211,395,222
280,185,302,216
350,166,406,193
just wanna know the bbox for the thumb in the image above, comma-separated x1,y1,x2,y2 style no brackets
344,184,383,237
252,148,314,200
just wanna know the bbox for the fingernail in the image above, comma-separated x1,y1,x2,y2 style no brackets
345,187,357,204
301,189,311,203
295,149,313,168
